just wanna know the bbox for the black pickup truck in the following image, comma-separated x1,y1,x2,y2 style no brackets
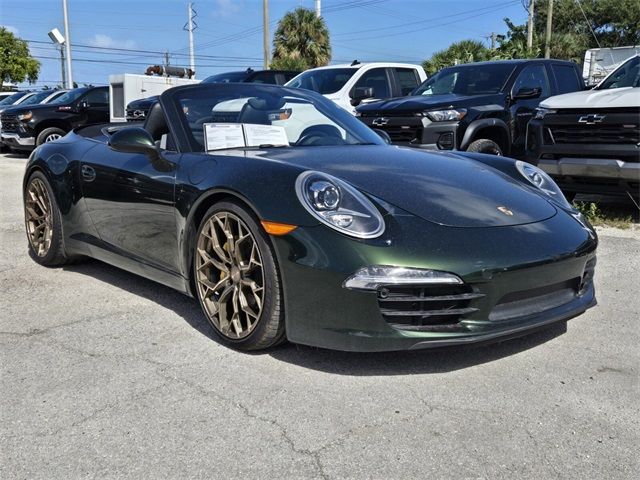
357,59,585,158
0,86,109,151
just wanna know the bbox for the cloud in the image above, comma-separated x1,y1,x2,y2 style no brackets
212,0,241,17
87,34,136,49
2,25,19,36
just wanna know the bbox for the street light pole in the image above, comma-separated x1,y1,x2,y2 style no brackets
61,0,73,88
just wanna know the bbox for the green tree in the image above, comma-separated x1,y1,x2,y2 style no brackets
499,0,640,61
0,28,40,86
422,40,493,75
271,7,331,70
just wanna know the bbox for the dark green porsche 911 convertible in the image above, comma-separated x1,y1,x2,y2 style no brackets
23,83,597,351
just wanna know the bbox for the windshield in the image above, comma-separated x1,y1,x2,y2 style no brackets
202,72,249,84
0,92,27,106
17,91,53,106
413,63,516,96
597,56,640,89
171,84,383,152
286,68,358,95
50,88,89,105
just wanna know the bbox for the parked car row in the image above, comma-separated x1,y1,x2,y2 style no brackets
0,86,109,151
4,54,638,199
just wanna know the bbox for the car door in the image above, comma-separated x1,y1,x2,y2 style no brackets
80,114,180,272
509,64,552,155
391,67,421,97
81,88,110,124
352,67,392,104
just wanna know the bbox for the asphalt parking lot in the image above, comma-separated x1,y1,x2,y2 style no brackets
1,151,638,479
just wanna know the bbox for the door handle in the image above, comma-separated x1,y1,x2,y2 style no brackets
81,165,96,182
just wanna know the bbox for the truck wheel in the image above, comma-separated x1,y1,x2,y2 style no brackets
36,127,66,146
466,139,503,156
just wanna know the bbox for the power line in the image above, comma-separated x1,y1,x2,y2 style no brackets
575,0,602,48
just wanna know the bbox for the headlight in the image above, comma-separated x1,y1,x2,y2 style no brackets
295,171,385,239
344,265,462,291
18,111,33,122
516,161,571,208
425,108,466,122
534,107,555,119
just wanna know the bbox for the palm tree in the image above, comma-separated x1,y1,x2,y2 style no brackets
422,40,491,75
271,7,331,70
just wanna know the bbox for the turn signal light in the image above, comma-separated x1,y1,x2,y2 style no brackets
261,221,297,236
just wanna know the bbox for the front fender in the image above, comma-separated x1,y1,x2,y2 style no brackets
460,117,511,152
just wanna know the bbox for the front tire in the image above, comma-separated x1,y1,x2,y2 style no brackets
193,201,285,350
24,172,72,267
466,138,503,156
36,127,66,146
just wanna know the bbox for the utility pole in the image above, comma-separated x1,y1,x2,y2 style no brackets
59,46,67,88
490,32,497,50
263,0,269,69
164,51,170,67
315,0,321,17
185,2,197,76
527,0,535,50
61,0,73,89
544,0,553,58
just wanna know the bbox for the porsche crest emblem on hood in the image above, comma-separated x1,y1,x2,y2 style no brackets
497,206,514,216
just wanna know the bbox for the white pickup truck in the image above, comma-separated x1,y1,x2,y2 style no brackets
285,61,427,114
526,54,639,201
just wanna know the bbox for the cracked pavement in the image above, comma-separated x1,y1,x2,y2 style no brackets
1,152,639,479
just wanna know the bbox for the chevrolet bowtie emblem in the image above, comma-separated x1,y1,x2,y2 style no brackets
372,117,389,126
578,114,605,125
497,206,514,216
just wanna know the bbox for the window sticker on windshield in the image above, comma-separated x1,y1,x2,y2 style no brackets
244,124,289,147
204,123,246,151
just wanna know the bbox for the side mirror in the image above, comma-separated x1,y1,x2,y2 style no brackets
512,86,542,100
373,128,391,144
108,127,157,158
350,86,375,106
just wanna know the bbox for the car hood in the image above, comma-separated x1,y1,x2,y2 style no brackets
357,93,505,114
541,87,640,109
128,97,159,109
2,103,58,115
260,146,556,228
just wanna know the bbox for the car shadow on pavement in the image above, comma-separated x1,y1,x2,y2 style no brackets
64,259,568,375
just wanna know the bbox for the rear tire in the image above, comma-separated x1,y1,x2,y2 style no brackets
193,200,286,351
24,172,73,267
36,127,66,146
466,138,503,156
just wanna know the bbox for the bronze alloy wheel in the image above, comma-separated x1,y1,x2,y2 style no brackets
195,211,265,339
25,178,53,257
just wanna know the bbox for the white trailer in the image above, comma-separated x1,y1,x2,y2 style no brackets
583,46,640,86
109,73,199,122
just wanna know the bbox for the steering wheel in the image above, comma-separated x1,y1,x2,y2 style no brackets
296,125,345,146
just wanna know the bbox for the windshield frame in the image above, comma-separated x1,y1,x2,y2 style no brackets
595,55,640,90
49,87,89,105
0,92,26,106
160,83,385,153
285,67,359,95
412,63,518,97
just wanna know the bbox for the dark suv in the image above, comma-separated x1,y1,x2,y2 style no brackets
1,86,110,151
357,59,585,158
202,68,299,85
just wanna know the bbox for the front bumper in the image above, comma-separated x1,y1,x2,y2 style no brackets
359,115,459,150
526,117,640,197
1,132,36,150
273,210,597,352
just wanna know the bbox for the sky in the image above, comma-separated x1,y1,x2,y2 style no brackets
1,0,529,89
